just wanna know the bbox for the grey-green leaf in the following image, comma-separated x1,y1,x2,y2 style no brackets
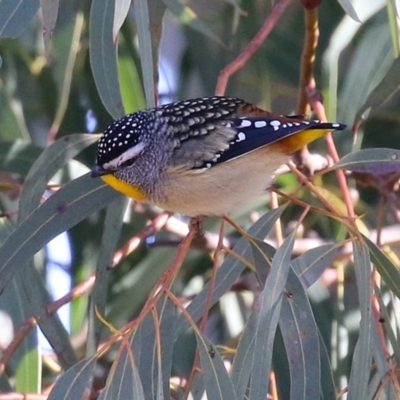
337,0,361,22
47,357,97,400
347,242,373,400
355,56,400,124
279,268,320,400
40,0,60,55
98,348,145,400
249,229,296,399
113,0,131,42
363,235,400,299
291,243,341,289
195,332,237,400
0,175,121,293
177,205,287,336
19,134,99,222
334,148,400,175
0,0,40,38
90,0,125,119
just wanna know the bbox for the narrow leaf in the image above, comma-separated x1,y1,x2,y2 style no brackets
363,235,400,299
178,206,287,336
0,141,42,175
133,0,156,107
279,269,320,400
355,56,400,124
15,348,41,393
334,148,400,175
113,0,131,42
291,243,341,289
40,0,60,56
337,0,361,22
347,242,373,400
162,0,223,45
19,268,77,369
231,313,257,399
90,0,125,119
19,134,99,222
98,347,145,400
195,332,237,400
47,357,97,400
0,175,121,293
131,295,176,400
249,230,296,400
319,334,336,400
0,0,40,38
87,196,127,355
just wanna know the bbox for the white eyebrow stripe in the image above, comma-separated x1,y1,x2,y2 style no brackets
103,142,146,169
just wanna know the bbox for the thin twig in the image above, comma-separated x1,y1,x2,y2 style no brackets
294,3,321,170
215,0,293,95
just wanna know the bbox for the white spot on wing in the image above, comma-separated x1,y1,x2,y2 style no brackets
237,132,246,142
270,120,281,131
239,119,251,128
254,121,267,128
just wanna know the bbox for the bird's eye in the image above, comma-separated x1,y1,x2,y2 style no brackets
119,158,136,168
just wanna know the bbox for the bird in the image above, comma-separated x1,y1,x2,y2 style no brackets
90,96,345,217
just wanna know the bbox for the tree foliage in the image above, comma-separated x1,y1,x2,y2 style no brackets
1,0,400,399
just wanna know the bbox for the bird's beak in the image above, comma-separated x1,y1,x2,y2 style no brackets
90,164,110,178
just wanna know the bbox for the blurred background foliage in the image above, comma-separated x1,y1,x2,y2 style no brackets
1,0,400,399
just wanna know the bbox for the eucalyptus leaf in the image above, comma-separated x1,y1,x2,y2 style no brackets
90,0,125,119
47,357,97,400
0,175,121,293
0,0,39,38
334,148,400,175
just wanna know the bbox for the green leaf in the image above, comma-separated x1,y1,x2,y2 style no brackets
195,332,237,400
178,205,287,336
133,0,166,108
0,0,40,38
354,56,400,125
363,235,400,299
19,134,99,222
98,347,145,400
131,296,177,400
0,175,121,293
47,357,97,400
338,13,393,126
0,82,30,141
249,229,296,399
90,0,125,119
319,334,336,400
0,141,42,175
112,0,131,42
19,267,77,369
230,313,257,399
118,52,146,114
347,242,373,400
40,0,60,56
162,0,223,45
279,269,320,399
369,305,398,398
49,11,85,138
291,244,341,289
337,0,361,22
0,220,40,393
334,148,400,174
87,196,127,355
15,348,41,393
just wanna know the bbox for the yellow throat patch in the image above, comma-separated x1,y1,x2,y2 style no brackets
101,174,147,201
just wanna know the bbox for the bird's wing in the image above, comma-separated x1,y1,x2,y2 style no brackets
169,114,345,171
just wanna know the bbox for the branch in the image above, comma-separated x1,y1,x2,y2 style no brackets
215,0,293,95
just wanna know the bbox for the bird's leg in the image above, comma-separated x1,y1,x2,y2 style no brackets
189,216,205,238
